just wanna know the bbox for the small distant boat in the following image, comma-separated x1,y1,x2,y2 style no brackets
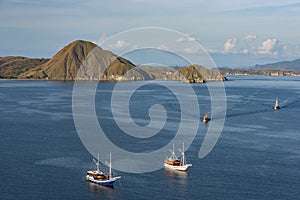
86,153,121,187
164,143,192,171
203,113,209,123
274,98,280,110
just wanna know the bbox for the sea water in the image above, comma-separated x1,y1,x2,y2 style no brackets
0,76,299,199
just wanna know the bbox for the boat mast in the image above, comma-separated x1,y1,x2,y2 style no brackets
171,144,177,160
173,144,175,159
108,152,112,179
181,142,185,165
168,144,179,160
94,153,100,171
274,97,280,110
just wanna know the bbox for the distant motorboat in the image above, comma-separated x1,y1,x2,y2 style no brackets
164,143,192,171
274,98,280,110
203,113,209,123
86,153,121,187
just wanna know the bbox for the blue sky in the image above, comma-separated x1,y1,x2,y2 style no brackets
1,0,300,67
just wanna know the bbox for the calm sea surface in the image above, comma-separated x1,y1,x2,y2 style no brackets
1,76,299,200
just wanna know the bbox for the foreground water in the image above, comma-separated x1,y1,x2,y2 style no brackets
0,76,299,199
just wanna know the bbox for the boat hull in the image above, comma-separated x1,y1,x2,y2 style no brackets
164,163,192,171
86,176,121,187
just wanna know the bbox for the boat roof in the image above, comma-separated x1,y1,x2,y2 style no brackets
87,170,105,174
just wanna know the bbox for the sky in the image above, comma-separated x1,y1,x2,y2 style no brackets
1,0,300,67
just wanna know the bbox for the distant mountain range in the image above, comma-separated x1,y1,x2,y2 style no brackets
252,59,300,71
0,40,226,82
219,59,300,76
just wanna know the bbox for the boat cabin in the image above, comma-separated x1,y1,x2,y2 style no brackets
164,159,182,166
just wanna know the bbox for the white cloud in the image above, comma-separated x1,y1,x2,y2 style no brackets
115,40,129,49
257,38,281,56
176,36,198,43
244,34,257,41
240,48,249,54
207,48,219,54
158,43,168,50
108,40,130,50
208,36,298,59
182,45,200,54
223,37,237,53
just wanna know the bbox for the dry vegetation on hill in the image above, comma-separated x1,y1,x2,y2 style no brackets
0,40,226,82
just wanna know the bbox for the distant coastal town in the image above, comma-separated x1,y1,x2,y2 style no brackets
219,68,300,77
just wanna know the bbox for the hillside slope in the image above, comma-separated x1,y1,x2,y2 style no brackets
20,40,136,80
0,56,49,79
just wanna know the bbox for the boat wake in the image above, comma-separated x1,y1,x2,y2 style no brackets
35,157,84,169
280,97,300,109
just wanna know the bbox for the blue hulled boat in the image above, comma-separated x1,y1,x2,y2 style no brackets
86,153,121,187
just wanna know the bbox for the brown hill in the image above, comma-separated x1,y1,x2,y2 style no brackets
20,40,136,80
173,65,227,83
0,56,49,79
1,40,227,82
102,57,137,80
119,65,227,82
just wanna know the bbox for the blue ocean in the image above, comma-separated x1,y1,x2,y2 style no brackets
1,76,299,199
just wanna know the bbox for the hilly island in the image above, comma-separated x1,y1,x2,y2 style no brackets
0,40,226,83
1,40,299,81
